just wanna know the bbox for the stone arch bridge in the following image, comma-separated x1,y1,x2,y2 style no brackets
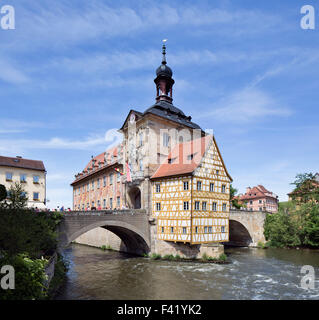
57,209,267,254
228,209,267,247
57,209,151,256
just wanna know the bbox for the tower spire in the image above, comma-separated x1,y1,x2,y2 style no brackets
162,39,167,65
154,39,174,103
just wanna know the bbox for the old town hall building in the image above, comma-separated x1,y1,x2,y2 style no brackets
71,43,232,247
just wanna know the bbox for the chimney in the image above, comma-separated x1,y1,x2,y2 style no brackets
246,187,251,194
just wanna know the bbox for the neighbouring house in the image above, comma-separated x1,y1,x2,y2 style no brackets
288,173,319,203
0,155,46,209
71,146,125,211
238,185,279,213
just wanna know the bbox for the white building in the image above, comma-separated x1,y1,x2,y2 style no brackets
0,155,46,209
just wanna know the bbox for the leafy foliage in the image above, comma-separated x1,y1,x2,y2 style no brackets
264,211,301,247
0,184,6,201
291,173,316,189
0,208,63,259
299,203,319,247
290,172,319,204
0,208,65,300
264,174,319,248
0,253,48,300
230,184,243,209
0,182,28,209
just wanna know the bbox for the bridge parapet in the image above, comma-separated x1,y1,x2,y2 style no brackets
61,209,147,216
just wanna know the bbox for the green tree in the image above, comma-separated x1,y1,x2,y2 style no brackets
290,172,319,204
0,253,48,300
6,182,28,209
264,173,319,248
0,208,58,259
299,203,319,247
291,173,316,189
230,184,242,209
264,210,301,247
0,184,6,201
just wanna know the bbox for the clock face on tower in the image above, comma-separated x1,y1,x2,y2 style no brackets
129,113,136,124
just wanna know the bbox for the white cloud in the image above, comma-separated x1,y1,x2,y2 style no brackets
0,129,122,152
8,2,281,51
199,88,291,123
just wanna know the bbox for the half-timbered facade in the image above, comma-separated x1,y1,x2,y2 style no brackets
151,135,232,244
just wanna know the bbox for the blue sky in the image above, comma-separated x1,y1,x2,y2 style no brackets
0,0,318,208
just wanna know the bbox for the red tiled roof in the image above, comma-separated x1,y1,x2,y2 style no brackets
151,135,213,179
0,155,45,171
71,144,122,185
240,185,276,200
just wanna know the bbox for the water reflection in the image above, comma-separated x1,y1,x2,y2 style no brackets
55,244,319,300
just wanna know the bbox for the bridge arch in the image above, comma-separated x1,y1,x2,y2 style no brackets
228,210,267,247
227,220,253,247
58,211,150,256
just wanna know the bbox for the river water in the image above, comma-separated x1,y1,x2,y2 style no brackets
55,244,319,300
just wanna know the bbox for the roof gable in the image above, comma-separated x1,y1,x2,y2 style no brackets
0,156,45,171
151,135,212,179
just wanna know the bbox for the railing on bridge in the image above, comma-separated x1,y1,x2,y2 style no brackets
62,209,147,216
